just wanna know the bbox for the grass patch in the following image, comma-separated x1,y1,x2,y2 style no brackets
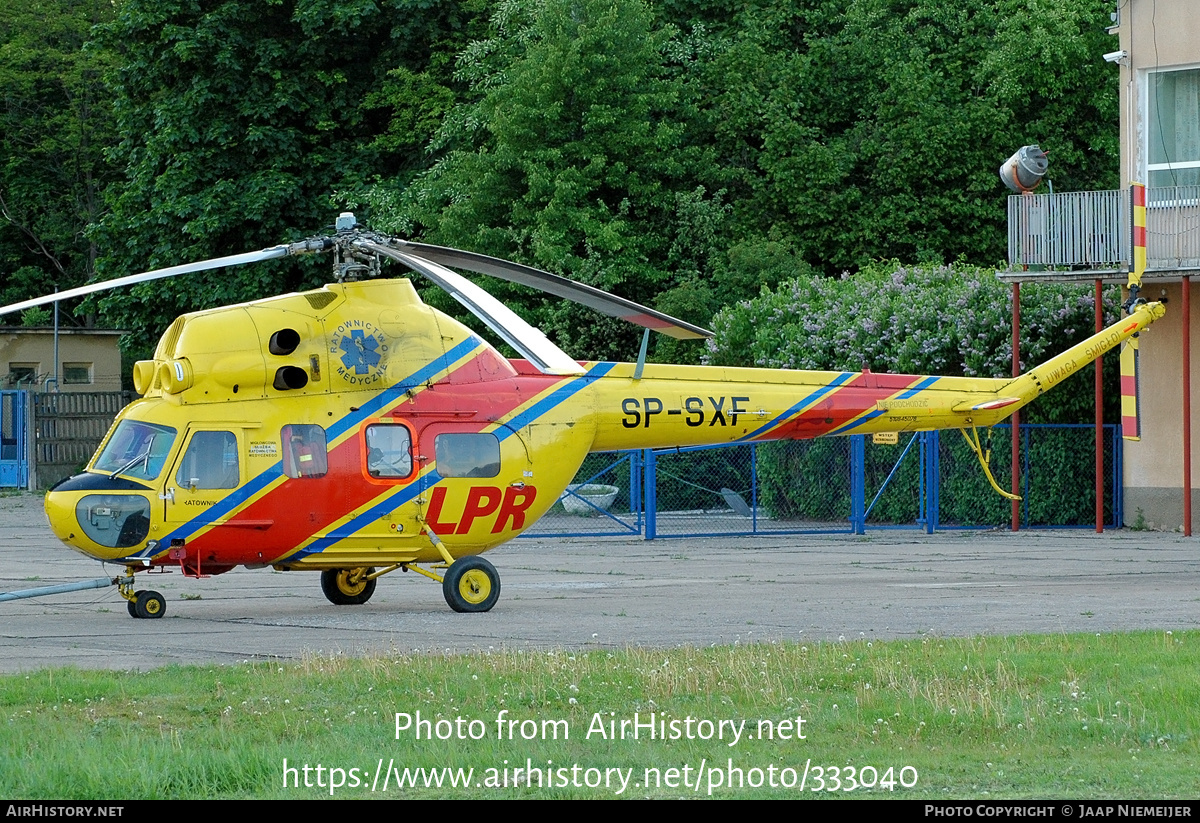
1,632,1197,798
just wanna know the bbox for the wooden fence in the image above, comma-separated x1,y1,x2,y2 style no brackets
32,391,131,488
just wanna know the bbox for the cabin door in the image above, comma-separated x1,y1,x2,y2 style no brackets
161,426,244,532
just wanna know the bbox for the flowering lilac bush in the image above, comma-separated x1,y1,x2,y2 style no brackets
707,261,1122,524
708,260,1119,423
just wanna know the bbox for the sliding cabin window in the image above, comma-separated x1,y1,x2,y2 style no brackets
435,433,501,478
365,424,413,479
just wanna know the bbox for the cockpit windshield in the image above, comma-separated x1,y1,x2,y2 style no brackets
92,421,177,481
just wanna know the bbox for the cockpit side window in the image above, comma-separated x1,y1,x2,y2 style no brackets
175,431,240,489
281,424,328,478
93,421,177,481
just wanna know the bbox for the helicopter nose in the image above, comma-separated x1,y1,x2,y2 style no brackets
44,489,88,553
44,484,154,562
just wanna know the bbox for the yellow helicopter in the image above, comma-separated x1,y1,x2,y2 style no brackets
0,214,1165,618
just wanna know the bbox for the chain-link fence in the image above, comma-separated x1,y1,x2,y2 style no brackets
522,424,1122,538
520,451,644,537
645,440,857,537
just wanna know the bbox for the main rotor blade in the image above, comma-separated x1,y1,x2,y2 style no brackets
364,242,586,376
0,245,293,319
397,242,713,340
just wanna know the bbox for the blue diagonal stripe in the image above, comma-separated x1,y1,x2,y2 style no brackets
288,471,444,561
736,372,856,442
297,362,618,556
495,362,616,441
128,337,485,557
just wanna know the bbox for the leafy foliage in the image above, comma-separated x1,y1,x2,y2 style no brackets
363,0,728,360
708,260,1120,423
0,0,118,318
696,0,1118,273
2,0,1121,373
91,0,487,355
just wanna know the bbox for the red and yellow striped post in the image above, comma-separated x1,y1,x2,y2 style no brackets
1120,182,1147,441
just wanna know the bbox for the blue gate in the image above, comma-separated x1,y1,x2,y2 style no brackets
0,390,29,488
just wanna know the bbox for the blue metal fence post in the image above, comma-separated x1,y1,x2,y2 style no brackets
930,430,939,532
922,431,940,534
1113,424,1123,528
18,390,27,489
1022,427,1031,525
630,450,643,534
850,435,866,534
917,432,927,529
750,444,759,534
644,448,657,540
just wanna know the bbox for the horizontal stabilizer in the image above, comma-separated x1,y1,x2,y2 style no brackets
952,397,1023,412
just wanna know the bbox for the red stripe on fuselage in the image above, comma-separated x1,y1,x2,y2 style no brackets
765,373,929,439
177,365,565,564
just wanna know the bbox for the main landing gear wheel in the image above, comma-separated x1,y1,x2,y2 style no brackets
134,590,166,619
321,568,377,605
442,557,500,613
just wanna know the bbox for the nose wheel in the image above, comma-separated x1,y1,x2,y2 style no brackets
126,589,166,619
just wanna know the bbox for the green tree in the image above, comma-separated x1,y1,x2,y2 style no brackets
92,0,486,355
698,0,1118,273
367,0,727,361
0,0,117,320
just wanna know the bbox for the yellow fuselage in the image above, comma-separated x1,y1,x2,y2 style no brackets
42,279,1164,574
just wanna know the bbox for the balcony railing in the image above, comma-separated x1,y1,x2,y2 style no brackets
1007,189,1127,270
1007,186,1200,272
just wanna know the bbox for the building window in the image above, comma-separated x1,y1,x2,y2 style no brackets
62,363,92,385
6,364,38,387
1147,69,1200,188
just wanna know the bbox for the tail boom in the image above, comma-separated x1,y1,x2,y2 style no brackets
584,301,1165,451
997,301,1165,421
